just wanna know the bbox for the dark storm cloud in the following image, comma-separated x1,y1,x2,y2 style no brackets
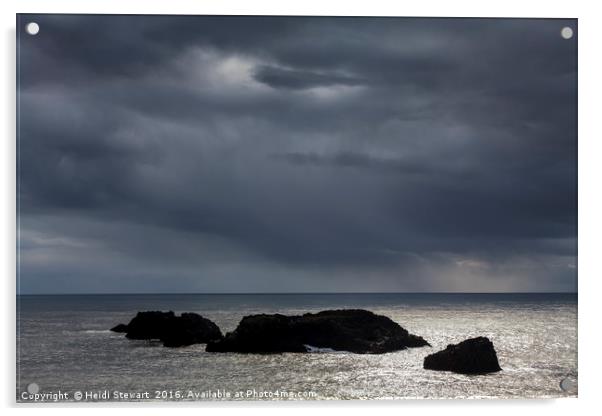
17,15,577,293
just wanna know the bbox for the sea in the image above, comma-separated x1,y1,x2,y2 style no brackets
16,293,577,401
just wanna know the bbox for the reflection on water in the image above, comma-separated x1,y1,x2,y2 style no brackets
17,293,577,400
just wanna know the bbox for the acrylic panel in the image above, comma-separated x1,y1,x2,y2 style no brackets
16,14,577,402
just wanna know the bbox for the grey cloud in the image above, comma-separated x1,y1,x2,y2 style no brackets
253,66,365,90
272,151,428,175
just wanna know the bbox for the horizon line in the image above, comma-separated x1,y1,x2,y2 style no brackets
16,291,578,296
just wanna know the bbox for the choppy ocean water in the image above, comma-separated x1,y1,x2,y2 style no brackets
16,293,577,401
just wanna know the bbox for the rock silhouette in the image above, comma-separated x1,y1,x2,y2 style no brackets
110,311,223,347
206,309,429,354
423,336,502,374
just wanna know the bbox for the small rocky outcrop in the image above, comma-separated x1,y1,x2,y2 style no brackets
206,309,429,354
423,336,502,374
110,311,223,347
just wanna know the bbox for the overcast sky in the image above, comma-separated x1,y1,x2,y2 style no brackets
17,15,577,294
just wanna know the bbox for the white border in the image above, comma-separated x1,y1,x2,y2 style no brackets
2,1,601,415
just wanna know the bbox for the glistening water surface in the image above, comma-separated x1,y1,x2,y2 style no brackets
17,293,577,400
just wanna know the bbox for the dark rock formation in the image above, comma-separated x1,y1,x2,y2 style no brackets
161,313,223,348
124,311,176,340
111,311,223,347
110,323,129,333
206,309,429,354
423,336,502,374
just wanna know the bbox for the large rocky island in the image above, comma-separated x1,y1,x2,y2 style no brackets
206,309,430,354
